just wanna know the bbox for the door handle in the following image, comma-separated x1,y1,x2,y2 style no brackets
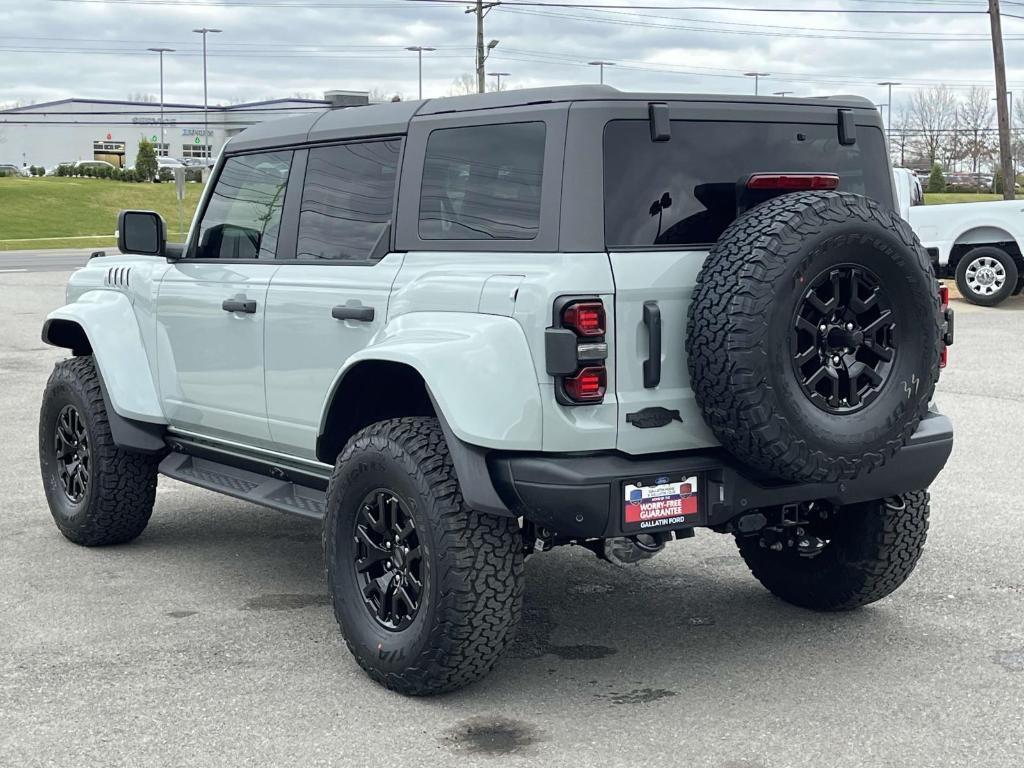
642,300,662,389
332,305,375,322
222,298,257,314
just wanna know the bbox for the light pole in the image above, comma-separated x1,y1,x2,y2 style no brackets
744,72,770,95
193,27,221,162
773,91,793,97
876,102,889,127
588,60,615,85
488,71,510,92
878,81,901,136
147,47,174,156
406,46,435,99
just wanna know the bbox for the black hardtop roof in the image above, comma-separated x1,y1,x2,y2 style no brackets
225,85,877,154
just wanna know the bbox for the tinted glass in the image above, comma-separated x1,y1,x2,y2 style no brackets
419,122,545,240
194,151,291,259
604,121,893,248
296,140,400,261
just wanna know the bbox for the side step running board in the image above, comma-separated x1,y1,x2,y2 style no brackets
159,453,326,521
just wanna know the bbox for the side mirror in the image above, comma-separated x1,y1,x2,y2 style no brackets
117,210,166,256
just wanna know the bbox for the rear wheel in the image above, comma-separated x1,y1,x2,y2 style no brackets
39,357,160,546
735,490,929,611
955,246,1018,307
324,417,523,695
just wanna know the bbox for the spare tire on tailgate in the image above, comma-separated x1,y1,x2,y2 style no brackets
687,191,942,484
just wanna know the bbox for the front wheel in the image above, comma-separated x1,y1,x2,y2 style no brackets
735,490,930,611
324,417,524,695
955,246,1018,307
39,357,160,546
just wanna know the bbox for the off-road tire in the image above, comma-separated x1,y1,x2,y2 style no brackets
324,417,523,695
954,245,1018,307
687,191,942,483
39,356,160,546
735,490,929,611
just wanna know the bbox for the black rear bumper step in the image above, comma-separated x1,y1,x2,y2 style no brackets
489,412,953,539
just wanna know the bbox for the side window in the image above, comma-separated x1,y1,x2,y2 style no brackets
295,139,401,261
419,122,545,240
194,151,291,260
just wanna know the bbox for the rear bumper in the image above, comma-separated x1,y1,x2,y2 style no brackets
489,412,953,538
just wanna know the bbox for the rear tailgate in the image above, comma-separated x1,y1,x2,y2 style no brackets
599,102,895,456
609,250,717,454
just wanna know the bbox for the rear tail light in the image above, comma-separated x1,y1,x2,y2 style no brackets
561,301,606,337
549,298,608,404
746,173,840,191
564,366,607,402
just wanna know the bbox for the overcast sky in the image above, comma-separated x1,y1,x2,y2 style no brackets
1,0,1022,113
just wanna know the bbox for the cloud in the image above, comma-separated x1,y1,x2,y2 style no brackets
1,0,1021,110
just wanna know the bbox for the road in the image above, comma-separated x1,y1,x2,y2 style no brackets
0,247,115,273
1,268,1022,768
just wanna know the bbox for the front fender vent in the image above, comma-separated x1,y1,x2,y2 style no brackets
105,266,131,288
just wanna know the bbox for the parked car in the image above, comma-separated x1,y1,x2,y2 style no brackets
73,160,117,173
39,86,954,695
0,163,32,177
910,199,1024,305
46,162,77,176
893,166,924,218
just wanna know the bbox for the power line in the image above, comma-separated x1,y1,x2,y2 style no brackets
501,7,1023,42
408,0,985,12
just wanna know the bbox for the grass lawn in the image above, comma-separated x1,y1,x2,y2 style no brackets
924,192,1003,205
0,176,203,251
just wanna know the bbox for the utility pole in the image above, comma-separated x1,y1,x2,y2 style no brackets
147,47,174,156
466,1,498,94
989,0,1015,199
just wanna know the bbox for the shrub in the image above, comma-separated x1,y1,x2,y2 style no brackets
135,139,158,182
156,167,174,183
927,163,946,193
185,168,202,183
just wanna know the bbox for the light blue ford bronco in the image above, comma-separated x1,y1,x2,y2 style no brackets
39,86,955,695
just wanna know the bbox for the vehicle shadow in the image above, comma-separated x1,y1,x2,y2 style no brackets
127,494,919,705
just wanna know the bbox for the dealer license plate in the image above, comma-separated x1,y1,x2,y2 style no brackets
622,474,702,533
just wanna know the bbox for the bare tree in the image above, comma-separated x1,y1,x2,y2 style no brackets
889,102,913,167
959,86,995,173
127,92,157,103
908,85,958,167
368,87,405,104
448,73,477,96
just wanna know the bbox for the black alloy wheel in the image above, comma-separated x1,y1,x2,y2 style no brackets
353,489,424,631
791,265,898,414
54,404,91,503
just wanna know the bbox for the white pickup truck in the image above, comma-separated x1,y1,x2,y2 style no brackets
897,173,1024,306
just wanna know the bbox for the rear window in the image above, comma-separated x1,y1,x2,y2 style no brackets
604,120,892,248
419,122,545,240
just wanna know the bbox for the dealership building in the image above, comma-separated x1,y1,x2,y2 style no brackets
0,90,368,170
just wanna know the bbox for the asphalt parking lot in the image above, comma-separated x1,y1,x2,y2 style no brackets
1,266,1022,768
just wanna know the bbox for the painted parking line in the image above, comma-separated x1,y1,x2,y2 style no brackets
0,268,28,273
